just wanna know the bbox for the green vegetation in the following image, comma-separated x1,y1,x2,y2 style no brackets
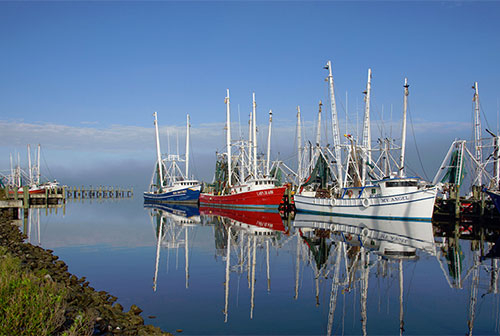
0,247,66,335
0,247,95,336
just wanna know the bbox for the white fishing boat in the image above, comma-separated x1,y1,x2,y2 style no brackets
295,175,437,221
144,112,201,203
294,62,437,221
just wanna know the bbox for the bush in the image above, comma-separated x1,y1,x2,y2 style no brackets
0,248,66,336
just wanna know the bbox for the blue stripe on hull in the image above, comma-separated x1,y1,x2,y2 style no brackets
295,208,432,222
294,195,436,222
143,188,200,203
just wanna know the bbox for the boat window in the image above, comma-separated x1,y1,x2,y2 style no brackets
371,189,376,194
386,181,418,187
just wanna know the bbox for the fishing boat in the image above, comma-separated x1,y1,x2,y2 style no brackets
294,62,437,221
143,112,201,203
3,144,61,195
199,90,287,210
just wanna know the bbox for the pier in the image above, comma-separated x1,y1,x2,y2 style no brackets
65,186,134,201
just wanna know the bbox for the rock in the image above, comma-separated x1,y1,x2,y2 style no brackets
129,304,143,315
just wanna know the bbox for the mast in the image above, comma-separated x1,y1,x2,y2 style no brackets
248,111,253,179
266,110,273,176
226,90,232,187
27,144,32,185
399,78,409,177
316,100,322,147
37,144,41,184
362,68,372,185
252,93,257,178
153,112,164,192
473,82,482,186
297,106,303,183
185,114,190,179
325,60,343,188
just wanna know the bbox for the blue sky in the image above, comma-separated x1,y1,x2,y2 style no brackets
1,1,499,187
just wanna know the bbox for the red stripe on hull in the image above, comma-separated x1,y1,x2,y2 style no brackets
199,186,287,208
199,206,285,232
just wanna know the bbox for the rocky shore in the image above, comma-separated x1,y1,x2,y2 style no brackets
0,213,172,336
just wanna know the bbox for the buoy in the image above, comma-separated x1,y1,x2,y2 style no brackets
362,198,370,208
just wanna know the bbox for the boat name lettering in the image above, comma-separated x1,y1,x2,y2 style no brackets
257,190,274,196
380,195,409,203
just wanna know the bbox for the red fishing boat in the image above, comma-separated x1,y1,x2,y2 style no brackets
199,90,287,210
200,178,287,210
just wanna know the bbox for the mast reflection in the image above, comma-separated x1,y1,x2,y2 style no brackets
144,202,200,291
293,213,435,336
200,206,286,322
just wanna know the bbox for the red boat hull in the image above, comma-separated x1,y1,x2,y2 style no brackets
199,186,287,210
199,206,286,232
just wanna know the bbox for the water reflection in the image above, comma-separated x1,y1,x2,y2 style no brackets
144,202,200,291
139,204,500,334
293,214,435,336
199,206,287,322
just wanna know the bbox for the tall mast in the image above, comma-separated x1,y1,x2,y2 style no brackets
362,68,372,185
252,93,257,178
37,144,41,184
10,153,13,186
325,60,343,187
297,106,302,183
153,112,164,192
185,114,190,179
248,110,253,179
315,100,322,147
473,82,482,186
226,89,232,187
27,144,32,185
399,78,409,177
266,110,272,176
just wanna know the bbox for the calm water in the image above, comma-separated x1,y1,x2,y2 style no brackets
23,198,500,335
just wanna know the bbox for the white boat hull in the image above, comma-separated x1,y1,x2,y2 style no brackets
294,187,437,222
293,213,436,256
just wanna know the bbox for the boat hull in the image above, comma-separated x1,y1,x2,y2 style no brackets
199,186,287,210
293,213,435,255
143,185,201,203
294,187,437,222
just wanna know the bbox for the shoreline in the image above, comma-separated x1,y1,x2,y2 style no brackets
0,213,172,336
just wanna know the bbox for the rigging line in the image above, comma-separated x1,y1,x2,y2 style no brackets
407,101,430,181
480,100,492,134
40,147,55,182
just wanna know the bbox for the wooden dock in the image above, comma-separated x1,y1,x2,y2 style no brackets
65,186,133,200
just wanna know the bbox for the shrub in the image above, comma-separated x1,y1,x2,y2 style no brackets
0,248,66,336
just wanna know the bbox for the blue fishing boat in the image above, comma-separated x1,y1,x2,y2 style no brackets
143,112,201,204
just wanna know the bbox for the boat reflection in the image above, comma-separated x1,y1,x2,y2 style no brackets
292,214,435,336
144,202,200,291
199,206,287,322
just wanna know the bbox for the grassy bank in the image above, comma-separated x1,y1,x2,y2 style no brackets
0,216,172,336
0,247,95,335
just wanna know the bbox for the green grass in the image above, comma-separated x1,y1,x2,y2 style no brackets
0,247,68,336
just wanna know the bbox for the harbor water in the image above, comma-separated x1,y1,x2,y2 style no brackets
24,197,500,335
